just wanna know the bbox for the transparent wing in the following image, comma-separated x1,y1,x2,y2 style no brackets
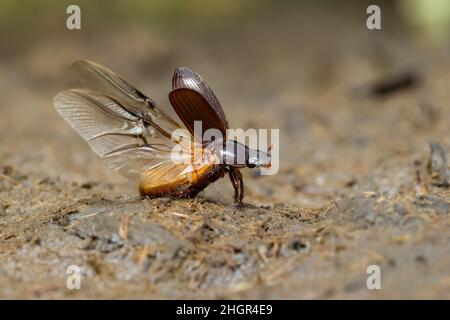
73,60,157,114
54,89,191,180
73,59,184,137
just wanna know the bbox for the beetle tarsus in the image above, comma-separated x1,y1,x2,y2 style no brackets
228,168,244,205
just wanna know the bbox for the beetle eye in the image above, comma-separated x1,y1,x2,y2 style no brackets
247,163,256,168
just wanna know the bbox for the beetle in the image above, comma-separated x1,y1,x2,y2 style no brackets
53,60,271,204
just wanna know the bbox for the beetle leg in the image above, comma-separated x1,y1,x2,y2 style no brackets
236,169,244,203
228,168,244,204
228,169,239,201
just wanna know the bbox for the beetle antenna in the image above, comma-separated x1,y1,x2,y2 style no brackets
268,144,273,156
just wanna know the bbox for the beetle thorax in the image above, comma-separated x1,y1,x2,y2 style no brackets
206,140,248,168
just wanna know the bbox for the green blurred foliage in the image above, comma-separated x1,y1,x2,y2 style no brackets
398,0,450,43
118,0,257,22
0,0,260,28
0,0,448,43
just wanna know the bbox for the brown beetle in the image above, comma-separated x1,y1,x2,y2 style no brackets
54,60,271,203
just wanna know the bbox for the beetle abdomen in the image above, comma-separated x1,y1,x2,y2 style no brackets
138,163,223,198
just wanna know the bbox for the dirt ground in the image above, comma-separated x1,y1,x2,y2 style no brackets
0,2,449,299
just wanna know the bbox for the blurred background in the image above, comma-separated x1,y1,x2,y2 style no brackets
0,0,449,300
0,0,449,204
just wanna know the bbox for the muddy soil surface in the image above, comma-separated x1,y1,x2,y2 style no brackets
0,3,449,298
